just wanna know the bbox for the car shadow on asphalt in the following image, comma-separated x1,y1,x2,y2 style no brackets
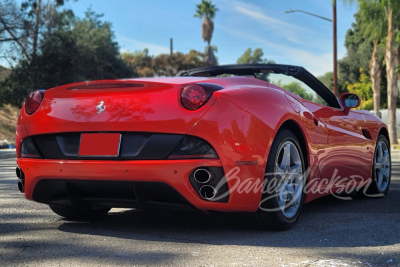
1,161,400,265
2,158,399,251
56,172,400,249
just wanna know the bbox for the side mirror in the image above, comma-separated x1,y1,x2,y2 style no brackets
339,93,361,114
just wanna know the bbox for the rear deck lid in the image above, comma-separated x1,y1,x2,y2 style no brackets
22,77,215,135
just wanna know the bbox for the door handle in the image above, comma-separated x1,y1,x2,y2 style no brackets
304,111,319,126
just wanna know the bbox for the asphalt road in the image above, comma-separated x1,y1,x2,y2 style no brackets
1,149,399,266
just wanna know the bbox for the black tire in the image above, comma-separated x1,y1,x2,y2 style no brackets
357,134,391,198
249,129,306,231
49,205,111,220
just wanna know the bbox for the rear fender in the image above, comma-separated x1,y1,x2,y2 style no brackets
189,88,322,208
187,98,274,210
15,107,29,158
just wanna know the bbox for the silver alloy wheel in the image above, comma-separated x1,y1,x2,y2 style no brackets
374,140,391,192
275,141,304,219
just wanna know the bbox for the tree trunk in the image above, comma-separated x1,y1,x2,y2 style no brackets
396,45,400,138
32,0,42,58
202,16,213,46
203,45,217,66
370,39,381,118
0,16,31,62
385,8,398,144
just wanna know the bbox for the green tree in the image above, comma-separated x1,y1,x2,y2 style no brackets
317,8,375,99
38,10,132,84
194,0,218,65
276,80,314,102
345,0,400,143
344,1,386,118
153,50,209,76
338,10,373,87
318,71,334,90
0,10,132,106
237,48,275,81
122,49,154,77
323,6,389,104
347,67,373,110
237,48,275,64
358,0,385,117
0,65,10,81
122,49,209,77
383,0,400,144
0,0,72,64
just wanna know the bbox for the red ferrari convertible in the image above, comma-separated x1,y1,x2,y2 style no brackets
15,64,391,230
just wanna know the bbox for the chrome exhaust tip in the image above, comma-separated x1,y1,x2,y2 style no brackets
17,181,24,193
16,167,24,180
199,185,217,200
194,169,212,184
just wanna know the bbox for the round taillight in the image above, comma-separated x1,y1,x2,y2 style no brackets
25,90,44,115
181,84,207,110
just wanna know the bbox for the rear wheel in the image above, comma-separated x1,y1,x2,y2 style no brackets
358,135,391,197
250,129,306,231
49,205,110,220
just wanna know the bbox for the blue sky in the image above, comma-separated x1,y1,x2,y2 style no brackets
42,1,360,77
63,0,358,77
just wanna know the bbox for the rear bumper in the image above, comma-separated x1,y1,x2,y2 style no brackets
16,98,275,213
17,158,259,212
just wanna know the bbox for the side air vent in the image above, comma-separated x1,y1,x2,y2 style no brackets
362,129,371,140
67,83,144,90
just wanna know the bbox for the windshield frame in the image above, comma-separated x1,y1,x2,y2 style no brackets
178,64,341,109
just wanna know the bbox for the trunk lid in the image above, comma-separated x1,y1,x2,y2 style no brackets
22,77,214,135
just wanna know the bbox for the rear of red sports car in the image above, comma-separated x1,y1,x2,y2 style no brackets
15,76,277,219
15,64,392,230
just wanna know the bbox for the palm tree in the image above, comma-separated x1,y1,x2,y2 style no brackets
194,0,218,65
345,0,400,144
358,0,386,118
381,0,400,144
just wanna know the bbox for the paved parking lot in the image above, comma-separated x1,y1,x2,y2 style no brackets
0,149,399,266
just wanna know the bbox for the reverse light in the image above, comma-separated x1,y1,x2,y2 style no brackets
21,137,41,158
168,136,218,159
25,90,45,115
181,83,223,110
